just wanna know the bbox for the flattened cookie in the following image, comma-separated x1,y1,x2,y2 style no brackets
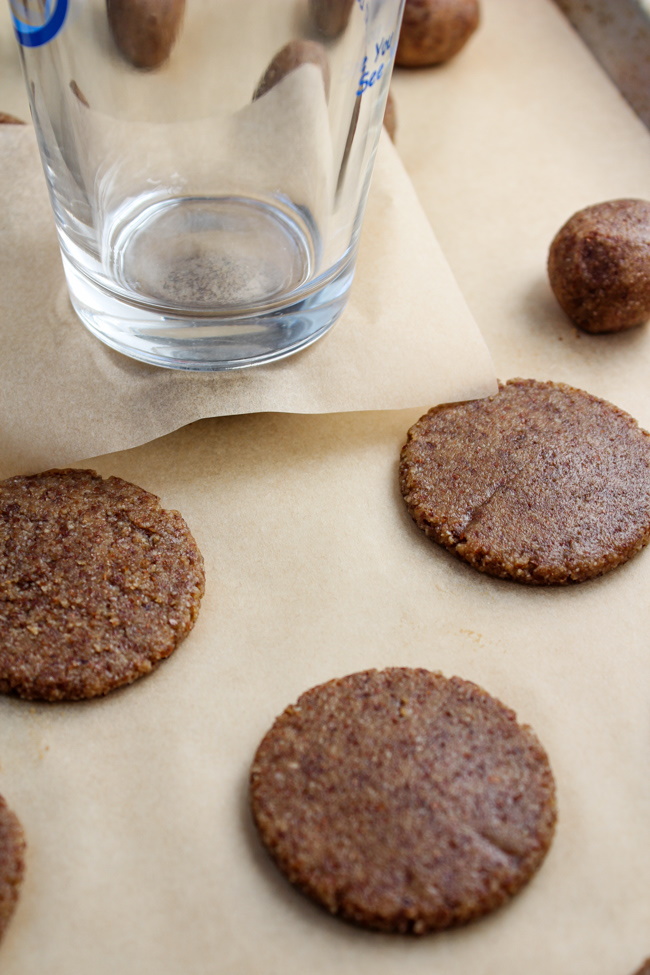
0,795,26,942
0,469,205,701
250,668,556,934
400,379,650,584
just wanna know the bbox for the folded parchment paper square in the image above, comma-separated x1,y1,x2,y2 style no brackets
0,124,495,477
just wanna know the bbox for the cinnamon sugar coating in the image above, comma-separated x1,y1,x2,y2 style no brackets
400,379,650,584
0,469,205,701
250,668,556,934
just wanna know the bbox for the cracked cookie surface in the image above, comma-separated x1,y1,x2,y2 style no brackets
250,667,556,934
400,378,650,584
0,795,25,942
0,468,205,701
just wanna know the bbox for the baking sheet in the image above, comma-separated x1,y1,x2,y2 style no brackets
2,0,650,973
552,0,650,128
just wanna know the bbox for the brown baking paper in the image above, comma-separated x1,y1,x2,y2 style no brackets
2,1,650,974
0,120,496,477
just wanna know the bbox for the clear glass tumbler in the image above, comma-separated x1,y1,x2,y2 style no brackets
9,0,404,370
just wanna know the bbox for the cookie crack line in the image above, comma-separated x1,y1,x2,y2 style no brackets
378,792,525,871
416,795,525,870
457,821,521,868
454,453,539,542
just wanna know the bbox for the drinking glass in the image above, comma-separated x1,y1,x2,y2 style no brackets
9,0,404,369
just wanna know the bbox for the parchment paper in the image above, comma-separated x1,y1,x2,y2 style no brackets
0,123,495,474
2,1,650,974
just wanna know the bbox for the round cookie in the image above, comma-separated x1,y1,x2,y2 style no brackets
548,199,650,333
250,667,557,934
396,0,480,67
0,469,205,701
0,795,26,942
400,379,650,584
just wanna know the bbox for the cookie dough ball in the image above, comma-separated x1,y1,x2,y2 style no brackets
396,0,480,67
107,0,185,70
253,40,330,101
309,0,354,38
69,81,90,107
548,199,650,334
383,89,397,141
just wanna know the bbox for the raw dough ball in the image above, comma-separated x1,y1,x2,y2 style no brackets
253,40,330,101
396,0,480,67
106,0,185,70
309,0,354,38
548,199,650,334
383,89,397,141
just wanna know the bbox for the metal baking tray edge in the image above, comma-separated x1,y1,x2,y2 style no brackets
553,0,650,128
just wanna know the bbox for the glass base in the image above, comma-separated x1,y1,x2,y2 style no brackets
59,195,356,371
